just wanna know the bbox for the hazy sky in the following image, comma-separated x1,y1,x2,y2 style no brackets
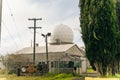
0,0,84,54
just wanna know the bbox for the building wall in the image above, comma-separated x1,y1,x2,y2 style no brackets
21,52,66,65
20,52,83,73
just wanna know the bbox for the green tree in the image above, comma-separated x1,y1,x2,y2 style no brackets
116,0,120,73
116,32,120,73
1,54,30,74
116,0,120,29
79,0,117,76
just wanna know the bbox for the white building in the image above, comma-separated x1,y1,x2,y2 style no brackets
16,24,86,73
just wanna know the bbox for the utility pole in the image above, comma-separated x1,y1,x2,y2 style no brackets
28,18,42,64
0,0,2,45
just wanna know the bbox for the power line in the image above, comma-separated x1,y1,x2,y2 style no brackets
10,16,24,48
5,0,12,16
2,20,20,50
5,0,24,48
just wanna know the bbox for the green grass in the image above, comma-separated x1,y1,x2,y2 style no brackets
87,68,97,73
86,68,120,78
100,74,120,78
115,74,120,78
0,73,80,80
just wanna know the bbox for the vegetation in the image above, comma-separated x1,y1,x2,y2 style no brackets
116,0,120,29
116,0,120,73
0,54,30,74
0,73,80,80
87,67,97,73
79,0,118,76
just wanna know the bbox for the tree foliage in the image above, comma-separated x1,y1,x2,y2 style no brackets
116,31,120,72
0,54,30,74
116,0,120,73
79,0,117,76
116,0,120,29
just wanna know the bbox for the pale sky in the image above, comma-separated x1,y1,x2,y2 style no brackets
0,0,84,55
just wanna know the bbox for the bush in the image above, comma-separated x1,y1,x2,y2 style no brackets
0,69,6,74
8,69,16,74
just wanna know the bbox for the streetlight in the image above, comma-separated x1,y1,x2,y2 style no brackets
41,33,51,72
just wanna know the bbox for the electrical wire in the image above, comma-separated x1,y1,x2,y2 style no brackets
2,20,20,50
5,0,24,48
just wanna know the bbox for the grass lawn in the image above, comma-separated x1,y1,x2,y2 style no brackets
87,68,97,73
0,73,80,80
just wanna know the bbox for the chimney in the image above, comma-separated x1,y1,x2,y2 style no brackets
56,39,61,44
35,43,39,47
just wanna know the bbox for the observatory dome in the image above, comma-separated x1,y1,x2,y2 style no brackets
50,24,73,44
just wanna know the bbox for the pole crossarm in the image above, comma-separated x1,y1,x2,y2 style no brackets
28,18,42,21
28,27,42,29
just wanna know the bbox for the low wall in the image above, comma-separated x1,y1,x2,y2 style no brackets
85,77,119,80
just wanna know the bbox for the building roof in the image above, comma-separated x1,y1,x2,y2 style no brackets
16,44,84,57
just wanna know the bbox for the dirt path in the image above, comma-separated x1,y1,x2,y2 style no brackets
0,78,6,80
73,77,84,80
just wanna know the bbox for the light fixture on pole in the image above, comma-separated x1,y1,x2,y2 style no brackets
41,32,51,72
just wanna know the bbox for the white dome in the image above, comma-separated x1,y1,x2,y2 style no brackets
50,24,73,44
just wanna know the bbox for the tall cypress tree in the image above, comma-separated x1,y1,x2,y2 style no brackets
79,0,117,76
116,0,120,73
116,0,120,29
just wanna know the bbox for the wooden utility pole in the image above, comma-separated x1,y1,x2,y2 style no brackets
0,0,2,45
28,18,42,64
